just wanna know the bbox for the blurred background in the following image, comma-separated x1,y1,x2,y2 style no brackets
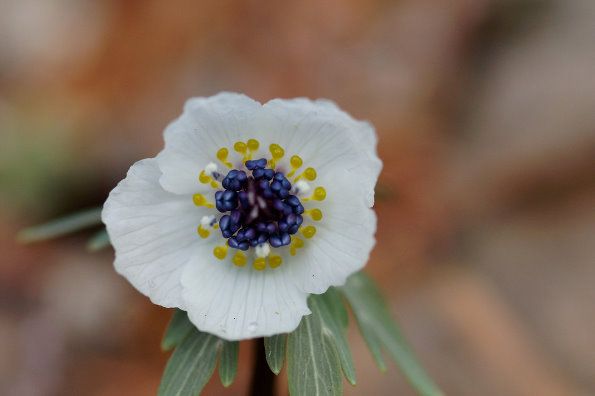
1,0,594,395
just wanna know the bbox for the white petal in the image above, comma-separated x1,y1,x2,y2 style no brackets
181,246,311,341
290,169,377,294
102,158,207,308
261,98,382,207
157,92,262,195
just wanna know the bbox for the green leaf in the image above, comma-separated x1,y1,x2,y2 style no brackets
86,229,111,251
18,207,103,243
287,295,344,396
158,328,220,396
161,309,195,351
218,341,239,387
313,289,356,385
341,272,443,396
264,334,286,375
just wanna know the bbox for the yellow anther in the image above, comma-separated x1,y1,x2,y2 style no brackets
312,186,326,201
290,237,304,256
294,166,317,182
293,237,304,248
213,245,228,260
247,139,260,151
287,155,303,177
193,193,215,208
253,257,266,271
290,155,303,168
216,147,232,168
197,225,210,239
217,147,229,161
308,208,323,221
199,170,211,184
269,144,285,159
232,251,247,267
210,180,219,188
269,255,283,268
234,141,247,153
301,225,317,239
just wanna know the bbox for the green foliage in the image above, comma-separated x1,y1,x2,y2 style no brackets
87,229,111,251
218,341,239,387
18,207,103,243
161,309,195,351
341,272,443,396
264,334,286,375
287,299,343,396
159,310,239,396
158,328,220,396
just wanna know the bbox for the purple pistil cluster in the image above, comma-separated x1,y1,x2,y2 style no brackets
215,158,305,251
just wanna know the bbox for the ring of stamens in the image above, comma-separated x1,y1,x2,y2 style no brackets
195,140,326,270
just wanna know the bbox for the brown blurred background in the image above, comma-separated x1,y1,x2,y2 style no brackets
1,0,594,395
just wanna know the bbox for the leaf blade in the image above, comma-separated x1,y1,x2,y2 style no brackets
264,334,286,375
161,309,195,351
158,328,219,396
87,229,111,251
341,272,443,396
287,299,343,396
218,341,239,387
18,207,103,243
312,291,356,385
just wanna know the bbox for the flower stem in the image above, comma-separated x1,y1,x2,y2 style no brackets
249,338,275,396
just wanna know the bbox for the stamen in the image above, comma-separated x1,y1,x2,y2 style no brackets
305,208,323,221
294,167,317,182
213,245,228,260
311,186,326,201
269,255,283,268
269,144,285,167
217,147,233,168
301,225,317,239
199,171,211,184
253,257,266,271
287,155,303,177
193,194,215,208
247,139,260,152
289,236,305,256
232,251,247,267
197,225,210,238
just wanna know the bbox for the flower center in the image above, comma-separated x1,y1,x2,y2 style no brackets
215,158,305,251
193,139,327,271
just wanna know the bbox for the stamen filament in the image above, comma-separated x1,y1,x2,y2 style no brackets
193,193,215,208
217,147,233,168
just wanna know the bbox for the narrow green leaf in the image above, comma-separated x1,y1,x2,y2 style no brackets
86,229,111,251
312,290,356,385
161,309,195,351
287,297,343,396
18,207,103,243
158,328,220,396
264,334,286,375
341,272,443,396
218,341,239,387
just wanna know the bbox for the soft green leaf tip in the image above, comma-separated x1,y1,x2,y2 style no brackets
18,207,103,243
341,272,444,396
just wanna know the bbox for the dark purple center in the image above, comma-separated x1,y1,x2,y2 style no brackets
215,158,304,251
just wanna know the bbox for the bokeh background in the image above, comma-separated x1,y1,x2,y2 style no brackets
1,0,594,395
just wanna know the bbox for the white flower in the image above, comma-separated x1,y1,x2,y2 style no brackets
102,93,382,340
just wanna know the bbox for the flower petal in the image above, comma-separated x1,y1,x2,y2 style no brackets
261,98,382,206
290,169,377,294
157,92,262,195
102,158,208,308
181,246,311,341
